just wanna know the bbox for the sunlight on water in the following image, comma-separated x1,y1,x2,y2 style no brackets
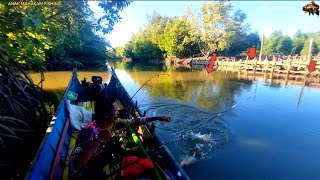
29,71,111,91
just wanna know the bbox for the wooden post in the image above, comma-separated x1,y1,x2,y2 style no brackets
245,70,248,80
264,57,268,73
287,58,291,74
259,34,264,61
308,38,313,64
271,55,275,75
298,56,302,71
285,73,289,85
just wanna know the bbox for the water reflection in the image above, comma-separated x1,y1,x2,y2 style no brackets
28,67,320,116
125,70,249,111
28,65,320,179
111,61,166,72
296,76,306,109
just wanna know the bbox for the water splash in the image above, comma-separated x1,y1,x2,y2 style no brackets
140,98,231,165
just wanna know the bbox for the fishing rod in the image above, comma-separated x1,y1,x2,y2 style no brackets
152,96,252,150
129,74,176,102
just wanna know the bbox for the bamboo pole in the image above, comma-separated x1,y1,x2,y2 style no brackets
264,57,268,73
286,58,291,74
271,55,275,75
259,34,264,61
308,38,313,64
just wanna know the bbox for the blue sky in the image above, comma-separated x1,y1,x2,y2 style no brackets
90,1,320,48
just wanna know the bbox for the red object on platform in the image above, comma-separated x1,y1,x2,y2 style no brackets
246,47,256,59
308,60,316,72
206,53,217,73
121,156,154,180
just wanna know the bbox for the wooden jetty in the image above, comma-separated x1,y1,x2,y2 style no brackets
216,37,320,77
216,56,320,76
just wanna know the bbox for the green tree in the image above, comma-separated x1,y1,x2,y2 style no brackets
198,2,244,55
300,32,320,56
158,13,200,58
125,30,164,61
291,30,307,55
223,32,260,56
263,31,293,55
0,1,131,178
46,21,109,70
221,9,259,56
145,12,170,47
122,12,168,62
277,35,292,54
0,1,131,68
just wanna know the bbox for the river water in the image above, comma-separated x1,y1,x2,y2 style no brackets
29,63,320,179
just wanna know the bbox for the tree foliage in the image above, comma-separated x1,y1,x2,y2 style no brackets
263,30,320,56
300,32,320,56
124,30,164,61
159,14,200,58
46,21,109,70
0,1,130,179
263,31,292,55
122,2,253,61
0,0,131,69
116,2,320,63
291,30,307,55
199,2,243,54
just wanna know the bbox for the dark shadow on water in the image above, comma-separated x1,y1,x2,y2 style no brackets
110,62,166,71
110,61,196,72
42,89,65,115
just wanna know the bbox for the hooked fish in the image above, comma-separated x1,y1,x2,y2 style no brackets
180,154,198,166
180,146,201,166
179,132,215,166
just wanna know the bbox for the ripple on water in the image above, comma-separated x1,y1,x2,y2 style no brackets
140,98,231,165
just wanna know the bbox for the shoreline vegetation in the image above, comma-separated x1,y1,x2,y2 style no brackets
1,0,320,179
108,3,320,68
0,1,131,179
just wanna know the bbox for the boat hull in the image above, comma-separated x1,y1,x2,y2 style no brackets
26,68,189,180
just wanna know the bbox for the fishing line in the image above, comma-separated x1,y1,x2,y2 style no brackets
153,96,252,150
129,74,177,102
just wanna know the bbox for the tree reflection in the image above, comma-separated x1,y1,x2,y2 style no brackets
128,70,248,111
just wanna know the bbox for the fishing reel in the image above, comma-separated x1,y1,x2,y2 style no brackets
81,76,107,95
98,135,125,163
91,76,105,94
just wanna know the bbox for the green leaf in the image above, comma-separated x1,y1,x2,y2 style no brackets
31,18,41,28
22,17,33,28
